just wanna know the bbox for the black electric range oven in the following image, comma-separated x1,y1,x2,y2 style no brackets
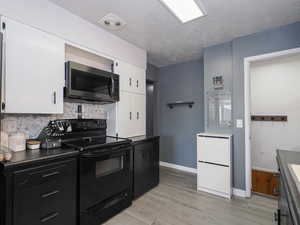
72,138,132,225
42,119,133,225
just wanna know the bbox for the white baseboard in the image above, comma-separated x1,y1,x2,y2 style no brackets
233,188,248,198
160,161,197,174
252,167,278,173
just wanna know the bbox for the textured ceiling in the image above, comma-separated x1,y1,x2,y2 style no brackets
49,0,300,67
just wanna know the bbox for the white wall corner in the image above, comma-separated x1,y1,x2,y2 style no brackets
159,161,197,174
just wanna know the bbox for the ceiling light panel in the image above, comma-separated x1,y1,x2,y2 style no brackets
159,0,205,23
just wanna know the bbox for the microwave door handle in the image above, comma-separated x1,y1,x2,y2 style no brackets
110,76,115,96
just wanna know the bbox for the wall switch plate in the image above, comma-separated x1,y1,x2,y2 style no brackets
236,119,243,128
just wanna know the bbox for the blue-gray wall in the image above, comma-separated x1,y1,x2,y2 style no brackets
146,63,159,82
158,60,205,169
204,21,300,190
204,42,233,134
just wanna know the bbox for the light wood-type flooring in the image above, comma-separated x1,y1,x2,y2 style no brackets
104,166,276,225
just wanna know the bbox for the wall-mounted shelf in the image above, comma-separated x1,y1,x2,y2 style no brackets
167,101,194,109
251,115,287,122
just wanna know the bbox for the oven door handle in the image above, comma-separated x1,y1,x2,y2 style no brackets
81,149,128,159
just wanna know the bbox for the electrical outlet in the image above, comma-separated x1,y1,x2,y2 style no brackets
236,119,243,128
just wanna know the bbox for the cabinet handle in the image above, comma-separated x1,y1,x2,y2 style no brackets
40,212,59,223
53,91,56,104
274,211,279,223
129,78,132,86
42,171,60,178
129,112,132,120
1,26,6,111
137,112,139,120
41,190,60,198
136,80,139,88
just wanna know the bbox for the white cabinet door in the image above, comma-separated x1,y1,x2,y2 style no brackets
132,67,146,95
117,92,146,138
197,136,230,166
117,91,133,138
114,61,132,92
133,94,146,136
1,17,64,114
197,162,230,196
114,61,145,94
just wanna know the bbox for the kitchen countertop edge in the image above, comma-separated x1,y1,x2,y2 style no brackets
0,148,79,171
130,136,160,145
277,149,300,225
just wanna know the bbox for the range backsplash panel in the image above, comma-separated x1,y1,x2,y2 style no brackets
1,103,107,139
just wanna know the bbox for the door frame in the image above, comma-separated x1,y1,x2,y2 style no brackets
244,47,300,198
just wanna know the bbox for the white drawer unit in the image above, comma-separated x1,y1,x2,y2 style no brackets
197,133,232,199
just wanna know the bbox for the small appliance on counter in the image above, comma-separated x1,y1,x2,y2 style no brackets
8,132,26,152
26,140,41,150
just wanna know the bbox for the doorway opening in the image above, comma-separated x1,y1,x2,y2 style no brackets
244,47,300,198
146,80,156,137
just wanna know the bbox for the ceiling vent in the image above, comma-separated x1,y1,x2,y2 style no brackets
98,13,126,30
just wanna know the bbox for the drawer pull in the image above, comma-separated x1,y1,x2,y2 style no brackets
41,190,60,198
42,171,60,178
40,212,59,223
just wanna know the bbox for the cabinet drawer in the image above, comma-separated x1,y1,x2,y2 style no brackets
197,162,230,195
197,136,230,166
13,159,77,225
14,159,76,188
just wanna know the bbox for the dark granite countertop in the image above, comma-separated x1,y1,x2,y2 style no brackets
277,150,300,225
129,135,159,144
0,147,79,171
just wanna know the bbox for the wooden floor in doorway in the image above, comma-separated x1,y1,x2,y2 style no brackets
104,166,277,225
252,169,279,197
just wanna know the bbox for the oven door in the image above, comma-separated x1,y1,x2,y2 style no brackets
79,146,131,211
65,61,119,102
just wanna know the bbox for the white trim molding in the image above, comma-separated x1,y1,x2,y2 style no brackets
243,47,300,199
233,188,248,198
159,161,197,174
252,167,278,173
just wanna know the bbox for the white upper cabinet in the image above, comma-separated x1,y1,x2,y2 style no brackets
117,91,146,138
114,60,146,137
114,61,145,95
0,17,65,114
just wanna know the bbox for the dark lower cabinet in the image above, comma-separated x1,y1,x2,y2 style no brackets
277,175,294,225
1,157,77,225
133,137,159,199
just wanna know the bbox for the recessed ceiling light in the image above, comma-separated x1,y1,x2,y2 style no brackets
98,13,126,30
159,0,206,23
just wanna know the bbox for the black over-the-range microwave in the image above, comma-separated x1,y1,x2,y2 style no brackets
64,61,119,103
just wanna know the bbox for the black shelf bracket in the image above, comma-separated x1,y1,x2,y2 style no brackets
167,101,195,109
